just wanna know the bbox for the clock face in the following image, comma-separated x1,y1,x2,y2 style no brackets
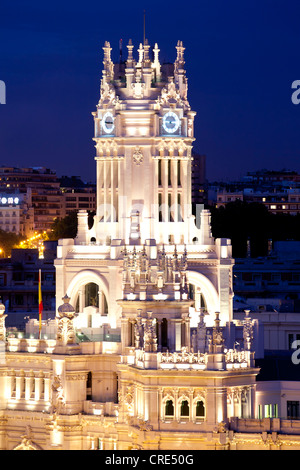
162,111,180,134
101,112,115,134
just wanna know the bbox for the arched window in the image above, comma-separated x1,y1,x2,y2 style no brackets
188,284,208,312
85,283,99,308
74,283,108,314
165,399,174,416
180,400,189,417
196,400,205,418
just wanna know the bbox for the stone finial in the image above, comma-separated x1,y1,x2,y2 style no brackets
0,300,5,316
126,39,134,66
175,40,185,69
58,295,75,318
212,312,224,351
102,41,114,80
56,294,77,345
137,43,144,67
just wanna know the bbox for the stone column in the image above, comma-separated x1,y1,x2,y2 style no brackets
78,287,84,313
216,386,228,425
188,389,193,422
98,290,104,315
34,375,42,401
174,388,179,422
25,372,34,401
44,375,51,403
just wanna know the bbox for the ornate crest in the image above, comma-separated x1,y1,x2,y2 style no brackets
131,70,145,99
132,147,143,165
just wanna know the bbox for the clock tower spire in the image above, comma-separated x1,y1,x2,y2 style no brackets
92,39,200,246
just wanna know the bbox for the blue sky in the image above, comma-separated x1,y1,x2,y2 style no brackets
0,0,300,182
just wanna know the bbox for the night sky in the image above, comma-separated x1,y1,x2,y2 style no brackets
1,0,300,183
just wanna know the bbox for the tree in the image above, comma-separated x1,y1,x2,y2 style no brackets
209,200,300,258
0,230,25,257
49,212,78,240
49,211,95,241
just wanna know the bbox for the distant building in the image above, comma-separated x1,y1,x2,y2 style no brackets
0,168,97,234
0,241,57,328
0,189,34,236
0,166,61,232
244,169,300,185
233,241,300,313
191,153,207,206
216,188,300,215
59,176,96,217
208,168,300,214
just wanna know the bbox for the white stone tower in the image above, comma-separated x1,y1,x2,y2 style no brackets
55,39,235,331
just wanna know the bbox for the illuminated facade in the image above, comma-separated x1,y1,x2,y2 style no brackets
0,39,300,451
0,190,34,237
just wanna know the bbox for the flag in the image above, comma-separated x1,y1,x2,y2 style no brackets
38,269,43,339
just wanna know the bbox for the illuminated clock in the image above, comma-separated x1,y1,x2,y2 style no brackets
162,111,180,134
101,112,115,134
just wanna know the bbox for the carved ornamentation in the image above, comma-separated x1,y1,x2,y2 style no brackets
243,310,254,351
50,375,65,415
132,146,143,165
159,348,206,365
131,70,145,99
14,425,42,450
56,295,77,345
143,311,157,352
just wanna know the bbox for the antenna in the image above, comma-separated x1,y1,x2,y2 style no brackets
143,10,146,45
119,38,123,63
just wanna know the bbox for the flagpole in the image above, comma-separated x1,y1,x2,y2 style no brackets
38,269,43,340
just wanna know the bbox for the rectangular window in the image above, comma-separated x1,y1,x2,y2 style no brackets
168,193,173,222
158,160,162,186
168,160,171,186
177,160,181,186
158,193,163,222
258,405,262,419
178,194,182,221
242,273,253,281
15,294,24,306
287,401,300,419
288,333,294,349
264,404,272,418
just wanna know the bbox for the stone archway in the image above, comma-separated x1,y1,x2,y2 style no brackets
65,269,123,327
186,270,220,327
67,270,109,313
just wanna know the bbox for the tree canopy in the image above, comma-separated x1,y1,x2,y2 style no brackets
49,211,95,241
0,230,25,257
209,200,300,258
